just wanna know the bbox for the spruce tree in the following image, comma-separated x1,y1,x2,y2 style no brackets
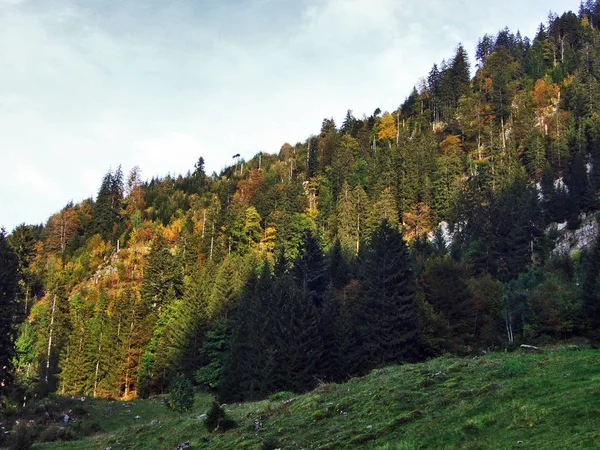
354,220,420,372
292,230,328,306
220,267,272,401
0,229,19,401
93,167,124,239
583,235,600,332
268,273,322,393
194,318,232,390
141,235,182,310
332,298,360,381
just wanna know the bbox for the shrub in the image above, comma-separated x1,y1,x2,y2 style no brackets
261,437,281,450
8,423,36,450
39,426,74,442
205,402,237,432
311,409,328,421
167,375,195,412
268,391,295,401
71,419,103,437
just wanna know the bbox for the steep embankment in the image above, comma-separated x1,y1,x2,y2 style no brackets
22,345,600,450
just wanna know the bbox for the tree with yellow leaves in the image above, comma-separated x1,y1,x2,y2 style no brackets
440,135,463,156
377,112,398,148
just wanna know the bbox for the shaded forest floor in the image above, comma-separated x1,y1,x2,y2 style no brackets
6,345,600,449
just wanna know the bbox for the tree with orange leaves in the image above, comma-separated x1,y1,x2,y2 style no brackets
531,78,560,135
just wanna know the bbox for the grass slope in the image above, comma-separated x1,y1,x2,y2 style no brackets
28,347,600,449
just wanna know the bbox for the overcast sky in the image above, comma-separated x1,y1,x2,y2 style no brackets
0,0,582,232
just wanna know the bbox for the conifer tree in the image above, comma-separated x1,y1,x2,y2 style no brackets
583,236,600,332
0,229,19,401
328,239,351,289
59,294,91,395
220,267,272,401
354,220,420,371
141,235,182,310
292,230,327,306
421,258,475,348
194,317,232,390
93,167,124,239
332,298,360,381
268,272,322,393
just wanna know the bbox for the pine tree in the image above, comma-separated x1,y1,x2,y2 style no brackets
268,273,322,393
292,230,328,307
583,235,600,332
59,294,91,395
0,229,19,401
354,220,420,372
421,258,475,348
220,267,272,401
307,137,319,178
328,239,351,289
93,167,124,240
566,151,592,227
332,298,360,380
194,317,232,390
141,235,182,311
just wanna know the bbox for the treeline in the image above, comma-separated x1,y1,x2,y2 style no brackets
2,3,600,405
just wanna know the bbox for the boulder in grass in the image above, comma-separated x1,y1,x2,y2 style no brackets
520,344,539,351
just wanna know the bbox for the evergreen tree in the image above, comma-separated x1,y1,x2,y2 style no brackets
328,239,351,289
354,220,420,372
141,235,182,310
194,318,232,390
7,224,43,315
307,137,319,178
93,167,124,239
292,230,328,306
268,272,322,393
421,258,475,349
220,267,272,401
0,229,19,401
583,235,600,333
59,294,91,395
332,298,360,380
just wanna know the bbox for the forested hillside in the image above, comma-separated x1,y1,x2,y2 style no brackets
2,2,600,407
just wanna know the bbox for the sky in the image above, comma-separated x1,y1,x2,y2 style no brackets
0,0,583,232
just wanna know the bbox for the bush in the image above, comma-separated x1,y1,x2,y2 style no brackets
268,391,295,401
205,402,237,432
167,375,195,412
261,437,281,450
8,423,36,450
39,426,74,442
71,419,103,437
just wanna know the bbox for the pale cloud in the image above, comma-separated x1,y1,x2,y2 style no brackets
0,0,583,231
12,164,61,197
131,133,210,178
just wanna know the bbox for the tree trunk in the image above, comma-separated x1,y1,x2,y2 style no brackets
210,223,215,260
45,295,57,383
93,331,103,398
501,117,507,153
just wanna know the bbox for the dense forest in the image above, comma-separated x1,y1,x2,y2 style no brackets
2,2,600,407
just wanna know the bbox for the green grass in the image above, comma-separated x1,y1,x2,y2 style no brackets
19,346,600,449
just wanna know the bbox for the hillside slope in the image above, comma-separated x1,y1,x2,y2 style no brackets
20,346,600,450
